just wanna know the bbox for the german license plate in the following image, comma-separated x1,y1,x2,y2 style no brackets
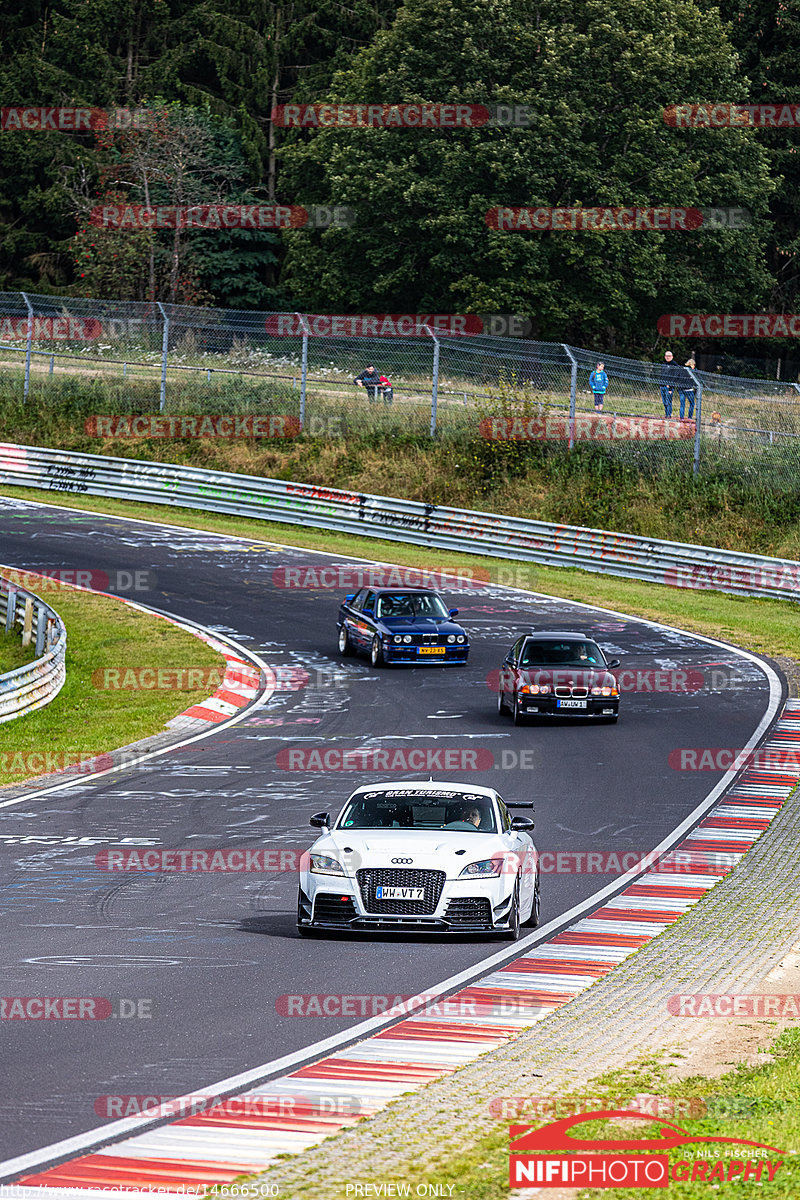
376,886,424,900
418,646,445,655
557,698,587,709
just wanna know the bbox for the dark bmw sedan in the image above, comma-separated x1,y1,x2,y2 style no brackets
337,587,469,667
497,631,621,723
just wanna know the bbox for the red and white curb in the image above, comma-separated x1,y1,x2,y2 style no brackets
7,699,798,1195
174,632,268,725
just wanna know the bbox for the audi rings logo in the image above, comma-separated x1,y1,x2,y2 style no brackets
391,858,413,864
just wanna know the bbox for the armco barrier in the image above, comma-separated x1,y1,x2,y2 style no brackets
0,441,799,604
0,574,66,723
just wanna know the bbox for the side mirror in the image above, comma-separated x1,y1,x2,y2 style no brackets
606,658,621,669
363,607,374,618
345,593,355,604
511,815,535,831
449,608,459,617
310,812,330,828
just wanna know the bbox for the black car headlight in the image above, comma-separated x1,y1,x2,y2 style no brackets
310,854,345,876
459,858,503,878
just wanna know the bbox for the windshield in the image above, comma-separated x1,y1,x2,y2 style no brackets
375,592,450,620
337,790,496,832
520,639,605,667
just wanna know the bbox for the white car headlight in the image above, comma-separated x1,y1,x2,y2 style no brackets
447,635,455,643
310,854,345,876
393,635,403,643
459,858,502,878
403,635,412,643
457,636,465,644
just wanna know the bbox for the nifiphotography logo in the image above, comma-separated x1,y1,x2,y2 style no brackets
509,1109,785,1188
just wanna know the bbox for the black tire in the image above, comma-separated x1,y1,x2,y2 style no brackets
370,635,385,668
297,891,314,936
523,876,541,928
512,693,525,726
497,688,507,715
503,879,521,940
338,624,355,657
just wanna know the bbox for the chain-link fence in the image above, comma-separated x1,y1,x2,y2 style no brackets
2,291,800,483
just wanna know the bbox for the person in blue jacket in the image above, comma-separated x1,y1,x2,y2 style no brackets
589,361,608,411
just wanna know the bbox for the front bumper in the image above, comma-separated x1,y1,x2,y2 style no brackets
298,874,516,934
383,644,469,664
517,694,619,718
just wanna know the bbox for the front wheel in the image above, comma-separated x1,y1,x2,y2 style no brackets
370,636,385,668
497,689,507,715
338,624,355,657
523,877,540,928
503,879,521,940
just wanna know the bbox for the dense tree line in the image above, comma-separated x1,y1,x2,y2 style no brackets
0,0,798,354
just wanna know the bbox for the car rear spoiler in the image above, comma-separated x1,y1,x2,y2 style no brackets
506,802,536,809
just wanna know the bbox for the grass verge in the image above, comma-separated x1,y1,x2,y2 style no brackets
0,580,225,788
3,375,800,556
257,1034,799,1199
0,626,36,673
2,483,800,667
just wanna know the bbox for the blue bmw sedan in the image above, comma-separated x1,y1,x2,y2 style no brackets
337,587,469,666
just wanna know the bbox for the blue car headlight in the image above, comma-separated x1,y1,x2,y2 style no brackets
459,858,502,878
310,854,345,876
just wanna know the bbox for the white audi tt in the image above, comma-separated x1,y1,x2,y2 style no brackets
297,780,539,939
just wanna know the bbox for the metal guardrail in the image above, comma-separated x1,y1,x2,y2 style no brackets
0,573,67,723
0,441,798,605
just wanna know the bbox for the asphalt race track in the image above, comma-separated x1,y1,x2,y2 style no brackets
0,495,782,1163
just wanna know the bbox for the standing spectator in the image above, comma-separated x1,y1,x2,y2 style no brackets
659,351,681,417
678,355,697,420
589,361,608,412
354,364,382,402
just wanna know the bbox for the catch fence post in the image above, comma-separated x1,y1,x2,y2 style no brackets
562,344,577,449
687,365,703,476
156,303,169,413
295,313,310,429
21,292,33,401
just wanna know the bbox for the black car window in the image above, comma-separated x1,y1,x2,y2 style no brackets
339,791,497,832
349,588,366,612
375,592,449,620
362,591,376,614
508,637,525,665
521,639,605,667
